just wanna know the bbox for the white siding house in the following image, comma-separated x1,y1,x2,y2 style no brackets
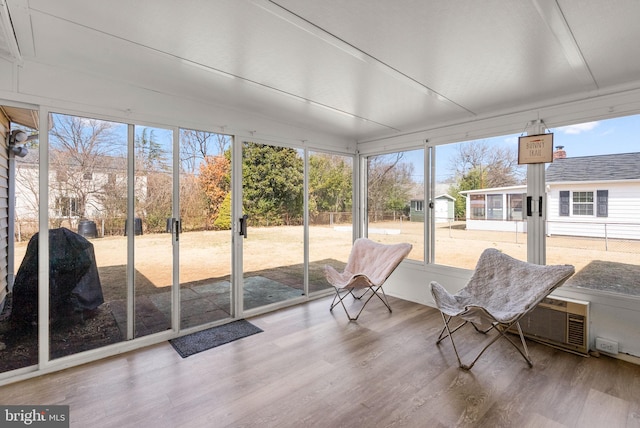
461,153,640,240
14,151,146,236
546,153,640,240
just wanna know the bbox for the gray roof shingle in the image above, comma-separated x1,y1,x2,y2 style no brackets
546,152,640,182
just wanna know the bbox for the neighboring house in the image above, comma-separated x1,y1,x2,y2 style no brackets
2,108,39,312
14,151,146,228
1,113,12,310
460,152,640,239
459,185,528,232
410,194,455,223
545,152,640,239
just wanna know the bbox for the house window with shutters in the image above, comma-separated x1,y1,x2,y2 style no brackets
559,190,608,217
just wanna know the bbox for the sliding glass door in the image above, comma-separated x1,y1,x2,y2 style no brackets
178,130,232,329
132,125,173,337
241,141,305,311
46,113,129,358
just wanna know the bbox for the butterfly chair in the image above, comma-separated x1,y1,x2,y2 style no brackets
430,248,574,370
325,238,412,321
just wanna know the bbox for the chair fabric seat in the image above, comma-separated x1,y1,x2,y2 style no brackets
325,238,412,320
431,250,576,324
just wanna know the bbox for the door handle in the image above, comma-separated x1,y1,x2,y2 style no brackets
172,218,181,241
526,197,543,217
239,214,248,238
538,196,543,217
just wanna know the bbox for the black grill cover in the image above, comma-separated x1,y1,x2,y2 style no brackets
10,227,104,328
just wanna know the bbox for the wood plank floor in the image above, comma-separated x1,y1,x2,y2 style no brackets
2,295,640,427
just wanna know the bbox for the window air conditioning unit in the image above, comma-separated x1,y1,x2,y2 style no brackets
516,296,589,355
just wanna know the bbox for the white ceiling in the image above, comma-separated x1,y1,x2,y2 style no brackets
4,0,640,143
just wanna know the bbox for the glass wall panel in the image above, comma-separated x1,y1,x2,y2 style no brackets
434,137,526,268
1,114,39,372
133,125,173,337
545,115,640,297
178,129,232,328
308,151,353,293
47,113,128,359
242,142,304,310
367,149,423,261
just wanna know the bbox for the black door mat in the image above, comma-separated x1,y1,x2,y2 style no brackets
169,319,263,358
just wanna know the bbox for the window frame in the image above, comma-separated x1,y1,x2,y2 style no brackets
572,191,594,216
486,194,503,220
470,194,486,219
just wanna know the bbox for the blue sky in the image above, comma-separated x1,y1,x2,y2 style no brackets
547,115,640,157
430,114,640,183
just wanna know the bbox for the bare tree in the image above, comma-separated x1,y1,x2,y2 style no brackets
447,140,525,219
449,140,524,188
48,114,122,221
179,130,230,173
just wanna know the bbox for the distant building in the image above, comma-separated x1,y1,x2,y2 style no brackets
410,194,455,223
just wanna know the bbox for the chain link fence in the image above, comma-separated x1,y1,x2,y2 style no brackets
439,220,640,254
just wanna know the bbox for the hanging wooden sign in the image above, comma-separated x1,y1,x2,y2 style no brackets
518,133,554,164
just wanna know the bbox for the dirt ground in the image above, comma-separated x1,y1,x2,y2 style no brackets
11,221,639,287
1,221,638,372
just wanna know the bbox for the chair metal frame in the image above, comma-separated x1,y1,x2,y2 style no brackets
435,314,532,370
329,279,393,321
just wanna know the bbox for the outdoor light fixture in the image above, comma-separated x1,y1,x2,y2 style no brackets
8,129,38,158
9,129,28,145
10,145,29,157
